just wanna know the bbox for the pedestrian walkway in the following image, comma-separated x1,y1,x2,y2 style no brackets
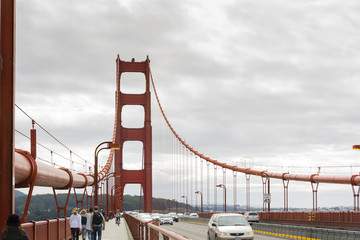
101,217,133,240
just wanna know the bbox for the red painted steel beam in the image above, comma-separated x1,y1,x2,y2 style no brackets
0,0,16,232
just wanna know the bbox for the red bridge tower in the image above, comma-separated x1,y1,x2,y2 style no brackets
114,56,152,212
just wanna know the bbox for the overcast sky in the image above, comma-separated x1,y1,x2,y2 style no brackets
14,0,360,209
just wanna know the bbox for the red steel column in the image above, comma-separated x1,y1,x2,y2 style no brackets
0,0,16,232
144,56,153,212
114,56,123,211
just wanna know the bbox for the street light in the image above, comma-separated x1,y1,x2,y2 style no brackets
353,145,360,211
105,172,120,220
94,141,120,206
111,185,116,213
195,191,203,213
181,195,188,213
216,184,226,213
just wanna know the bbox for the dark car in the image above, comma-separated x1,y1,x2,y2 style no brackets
169,212,178,222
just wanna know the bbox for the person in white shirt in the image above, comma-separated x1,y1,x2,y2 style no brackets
85,208,93,239
69,208,82,240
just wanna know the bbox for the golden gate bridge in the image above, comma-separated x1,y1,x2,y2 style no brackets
1,1,360,239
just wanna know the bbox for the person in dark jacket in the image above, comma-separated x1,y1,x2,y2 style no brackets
90,206,105,240
2,214,29,240
80,209,87,240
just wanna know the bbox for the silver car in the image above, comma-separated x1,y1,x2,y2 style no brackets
243,212,259,223
207,213,254,240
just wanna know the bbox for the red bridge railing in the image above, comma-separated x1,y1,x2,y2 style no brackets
21,218,72,240
123,214,188,240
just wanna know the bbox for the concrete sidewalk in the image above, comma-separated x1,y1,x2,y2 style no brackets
101,217,134,240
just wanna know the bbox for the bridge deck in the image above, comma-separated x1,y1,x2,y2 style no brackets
102,218,133,240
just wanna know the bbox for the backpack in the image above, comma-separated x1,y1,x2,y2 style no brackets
81,216,87,225
92,212,102,225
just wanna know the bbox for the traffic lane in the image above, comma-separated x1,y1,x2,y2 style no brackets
161,221,207,240
161,221,284,240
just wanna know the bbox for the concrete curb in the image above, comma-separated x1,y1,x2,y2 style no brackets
179,217,209,224
252,223,360,240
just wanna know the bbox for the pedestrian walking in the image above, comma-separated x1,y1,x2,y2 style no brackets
2,214,29,240
70,208,82,240
90,206,105,240
85,208,93,240
80,209,87,240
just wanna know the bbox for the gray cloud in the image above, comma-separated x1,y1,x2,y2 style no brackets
14,0,360,207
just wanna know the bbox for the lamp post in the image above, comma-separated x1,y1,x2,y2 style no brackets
261,172,271,213
99,182,103,210
353,145,360,211
216,184,226,213
181,195,188,213
94,141,120,206
111,185,116,213
105,172,118,220
195,191,203,213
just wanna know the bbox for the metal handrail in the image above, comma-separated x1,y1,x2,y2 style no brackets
124,214,188,240
147,222,188,240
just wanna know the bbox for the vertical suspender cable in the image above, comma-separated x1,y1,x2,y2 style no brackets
214,165,217,212
195,155,198,211
207,162,210,212
233,171,237,212
178,140,181,205
173,132,175,203
176,139,179,205
223,168,226,212
186,149,189,210
200,158,203,212
171,133,173,205
179,142,185,200
190,152,193,209
183,145,186,203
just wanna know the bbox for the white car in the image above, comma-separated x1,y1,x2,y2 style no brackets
189,213,199,218
151,213,161,221
159,214,174,225
207,213,254,240
138,213,153,222
243,212,259,223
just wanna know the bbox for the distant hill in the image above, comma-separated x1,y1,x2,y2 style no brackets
15,190,26,198
15,193,191,222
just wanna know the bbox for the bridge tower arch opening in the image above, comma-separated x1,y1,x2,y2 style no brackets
114,56,152,213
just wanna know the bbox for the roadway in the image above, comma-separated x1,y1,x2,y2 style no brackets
161,221,283,240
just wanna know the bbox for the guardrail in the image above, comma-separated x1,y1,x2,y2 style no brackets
123,214,188,240
252,222,360,240
199,211,360,229
259,211,360,229
178,217,208,224
21,218,72,240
